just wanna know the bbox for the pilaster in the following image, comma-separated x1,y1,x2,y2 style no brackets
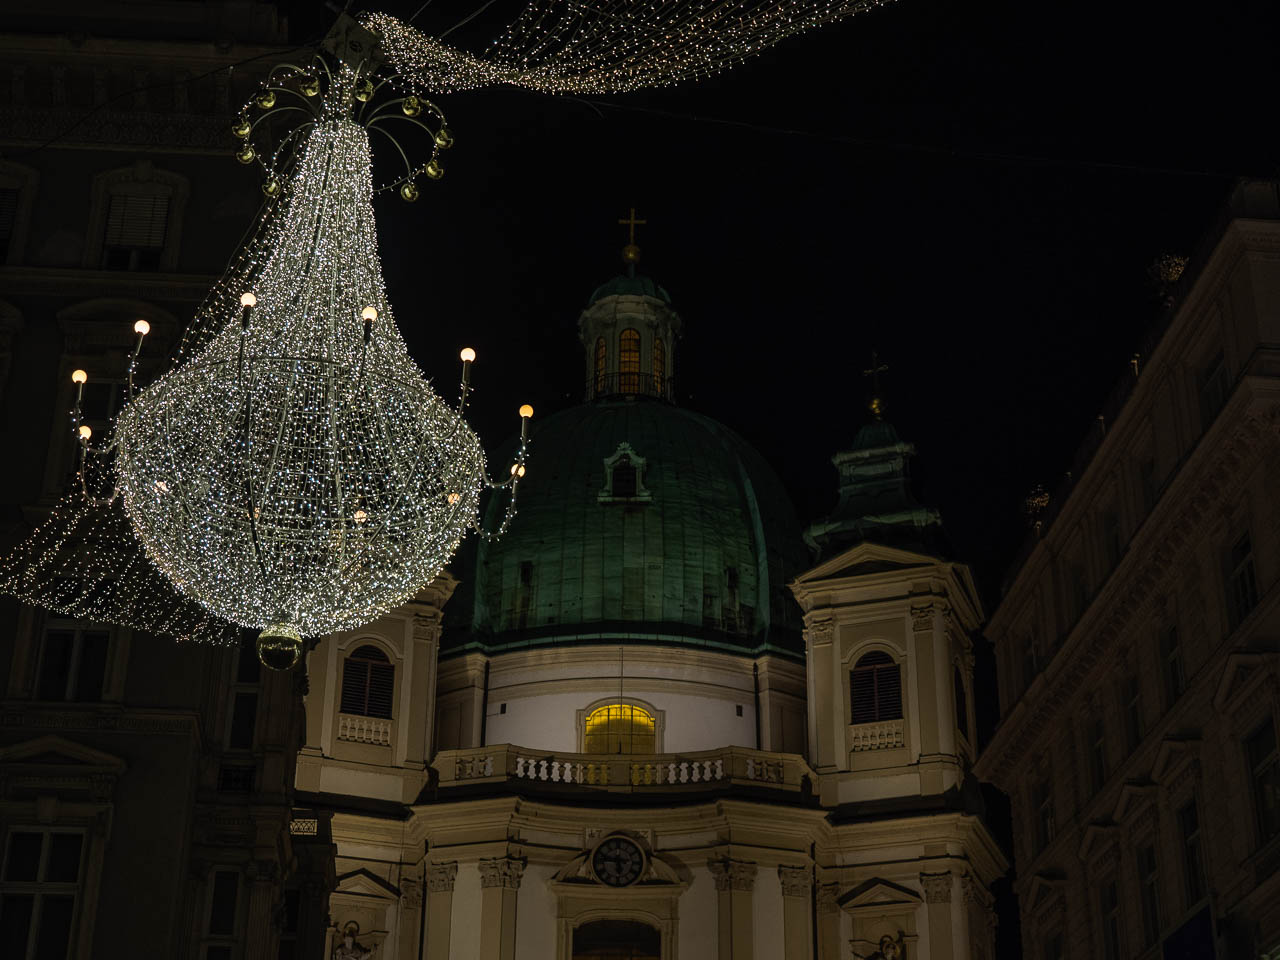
710,858,756,960
479,857,524,960
243,859,280,960
816,883,841,960
424,862,457,960
919,872,955,960
399,877,424,960
778,865,814,960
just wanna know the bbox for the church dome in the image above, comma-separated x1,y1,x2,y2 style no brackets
588,273,671,305
454,397,808,655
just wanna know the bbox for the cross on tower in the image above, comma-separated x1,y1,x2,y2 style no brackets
618,207,647,246
862,350,889,420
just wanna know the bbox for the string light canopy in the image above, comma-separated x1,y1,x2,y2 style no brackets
3,0,888,666
364,0,891,95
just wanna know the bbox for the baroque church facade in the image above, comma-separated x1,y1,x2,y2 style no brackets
297,248,1006,959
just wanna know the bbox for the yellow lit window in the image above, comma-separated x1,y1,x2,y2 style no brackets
584,703,655,754
652,337,665,395
619,329,640,394
594,337,607,395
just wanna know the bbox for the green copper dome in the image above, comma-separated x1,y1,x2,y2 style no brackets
451,398,807,656
588,273,672,305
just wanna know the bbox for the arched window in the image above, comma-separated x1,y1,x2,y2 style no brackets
340,644,394,718
584,703,656,754
652,337,665,395
954,666,969,740
573,919,660,959
593,336,607,396
850,651,902,724
618,329,640,393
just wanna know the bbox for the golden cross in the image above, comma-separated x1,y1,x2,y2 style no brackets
618,207,647,246
862,350,889,394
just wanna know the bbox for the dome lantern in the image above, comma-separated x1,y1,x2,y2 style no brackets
579,209,682,402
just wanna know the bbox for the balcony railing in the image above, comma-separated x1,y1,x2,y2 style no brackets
849,718,905,752
337,713,392,746
436,744,814,793
586,372,676,403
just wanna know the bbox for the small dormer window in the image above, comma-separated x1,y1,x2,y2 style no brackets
599,442,651,503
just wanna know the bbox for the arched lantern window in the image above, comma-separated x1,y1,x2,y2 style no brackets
594,336,606,396
618,328,640,393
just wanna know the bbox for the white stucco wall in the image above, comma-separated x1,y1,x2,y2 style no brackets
752,864,785,960
450,862,482,960
680,867,719,959
484,686,756,753
515,863,559,960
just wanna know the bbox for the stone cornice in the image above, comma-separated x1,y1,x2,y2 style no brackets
0,266,214,300
978,399,1275,786
990,220,1280,630
0,704,201,744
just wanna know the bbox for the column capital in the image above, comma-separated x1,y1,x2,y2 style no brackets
777,865,812,898
400,876,423,910
709,857,757,892
816,882,841,914
479,856,525,890
919,872,952,903
426,861,458,893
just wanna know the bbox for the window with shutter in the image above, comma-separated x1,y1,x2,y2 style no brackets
103,192,169,270
850,651,902,724
340,645,395,719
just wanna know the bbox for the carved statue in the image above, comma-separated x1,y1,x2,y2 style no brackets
852,932,906,960
333,921,375,960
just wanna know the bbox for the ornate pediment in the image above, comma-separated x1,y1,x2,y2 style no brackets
334,868,401,901
838,877,924,914
1212,649,1278,713
1026,872,1063,916
1111,781,1157,825
793,543,940,587
1152,736,1202,786
0,734,126,773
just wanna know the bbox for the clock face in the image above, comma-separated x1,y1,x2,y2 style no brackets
591,836,645,887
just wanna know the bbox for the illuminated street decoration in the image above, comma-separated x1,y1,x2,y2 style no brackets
1,0,888,663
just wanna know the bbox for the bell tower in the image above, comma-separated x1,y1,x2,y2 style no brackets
790,384,981,808
578,208,682,402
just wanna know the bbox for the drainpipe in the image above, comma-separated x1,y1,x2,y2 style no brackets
478,660,490,746
752,662,762,750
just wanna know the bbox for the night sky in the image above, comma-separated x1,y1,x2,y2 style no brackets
272,0,1280,611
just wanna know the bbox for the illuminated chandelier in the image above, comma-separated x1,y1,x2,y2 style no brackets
106,50,530,668
2,0,890,665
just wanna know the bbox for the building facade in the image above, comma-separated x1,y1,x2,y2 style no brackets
0,4,335,958
297,253,1006,960
976,180,1280,960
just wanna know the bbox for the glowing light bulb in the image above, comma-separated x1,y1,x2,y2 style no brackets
519,404,533,419
78,425,92,441
361,306,378,322
353,509,367,524
510,463,526,477
241,292,257,308
133,319,151,336
71,369,88,385
460,347,476,363
447,492,460,505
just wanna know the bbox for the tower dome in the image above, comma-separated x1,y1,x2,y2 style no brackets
449,240,807,656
